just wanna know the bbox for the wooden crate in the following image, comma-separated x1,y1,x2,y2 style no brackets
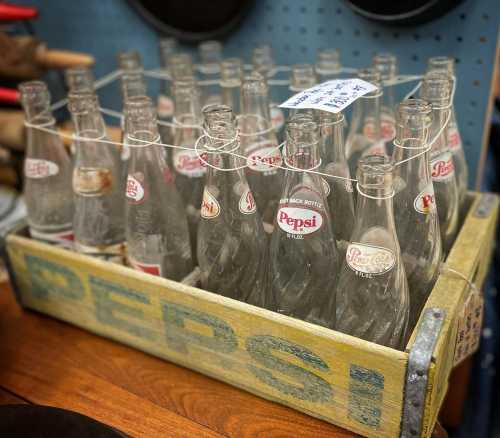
2,192,498,438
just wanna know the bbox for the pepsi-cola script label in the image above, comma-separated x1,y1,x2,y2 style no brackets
238,187,257,215
126,175,146,204
431,152,455,181
25,159,59,179
414,183,436,214
173,149,206,178
277,206,323,236
201,188,220,219
246,141,283,174
346,243,395,276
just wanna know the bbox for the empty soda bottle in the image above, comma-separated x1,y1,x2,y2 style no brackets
197,104,269,307
346,68,386,179
157,37,177,135
125,96,193,280
426,56,468,212
220,58,243,115
172,78,205,260
269,115,338,328
315,48,341,82
392,99,442,332
336,155,409,349
316,110,355,256
421,73,459,254
117,50,142,73
19,81,74,247
168,53,195,81
373,53,397,156
198,40,223,106
239,74,283,225
68,92,125,262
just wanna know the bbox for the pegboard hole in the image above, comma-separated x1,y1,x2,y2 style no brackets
353,50,360,57
459,13,467,20
300,26,307,35
300,6,307,14
283,25,290,33
372,31,380,38
266,24,273,32
317,7,325,14
354,29,361,37
482,13,489,20
479,36,487,43
470,100,477,107
477,58,483,65
457,36,463,42
300,46,308,54
336,7,342,14
413,34,420,41
282,5,289,12
468,121,474,127
393,32,400,39
335,28,342,36
473,80,480,87
411,55,419,62
434,35,442,42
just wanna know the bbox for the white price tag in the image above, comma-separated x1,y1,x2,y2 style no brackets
279,79,377,113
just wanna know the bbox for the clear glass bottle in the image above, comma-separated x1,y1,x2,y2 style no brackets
421,73,459,254
373,53,397,156
65,66,94,93
117,50,142,73
157,37,177,145
239,74,283,225
316,110,355,256
198,40,223,106
172,78,205,260
68,91,125,262
269,115,338,328
288,64,317,119
19,81,74,247
124,96,193,280
197,104,270,307
336,155,409,349
168,53,195,81
392,99,442,332
345,68,386,179
315,48,341,82
426,56,468,211
220,58,243,116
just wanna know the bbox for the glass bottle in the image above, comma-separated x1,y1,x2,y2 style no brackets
315,48,341,82
157,37,177,145
288,64,317,119
171,78,205,260
426,56,468,211
19,81,74,247
373,53,397,156
421,73,459,254
168,53,195,81
68,91,125,262
220,58,243,116
336,155,409,349
117,50,142,73
392,99,442,332
269,115,338,328
124,96,193,280
316,110,355,256
239,74,283,225
198,40,223,106
197,104,270,307
345,68,386,179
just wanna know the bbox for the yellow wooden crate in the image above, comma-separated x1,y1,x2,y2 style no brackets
2,192,498,438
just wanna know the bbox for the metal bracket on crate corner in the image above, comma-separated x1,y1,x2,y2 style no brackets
400,307,446,438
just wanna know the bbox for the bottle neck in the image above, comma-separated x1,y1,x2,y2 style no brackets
174,91,202,123
355,185,397,233
72,107,106,139
352,94,382,141
318,113,345,163
429,107,449,156
286,138,321,170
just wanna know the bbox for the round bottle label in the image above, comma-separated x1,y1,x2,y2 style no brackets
246,142,283,174
276,206,323,235
157,94,175,118
73,168,112,197
24,159,59,179
414,182,437,214
173,149,206,178
447,126,462,153
238,187,257,215
126,174,146,204
346,242,396,276
431,152,455,181
201,188,220,219
128,257,162,276
270,105,285,131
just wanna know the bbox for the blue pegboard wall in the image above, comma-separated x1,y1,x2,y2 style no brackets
11,0,499,186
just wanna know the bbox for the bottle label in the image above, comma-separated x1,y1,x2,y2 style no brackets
361,140,387,157
173,149,206,178
73,168,113,197
246,141,283,174
24,159,59,179
238,187,257,215
201,188,220,219
30,227,74,248
157,94,175,118
270,105,285,131
126,174,146,204
75,241,125,264
447,126,462,153
128,256,162,276
346,242,396,276
276,206,323,236
381,114,396,141
431,152,455,182
414,182,437,214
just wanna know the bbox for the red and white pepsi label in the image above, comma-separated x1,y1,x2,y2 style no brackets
246,141,283,174
30,227,74,248
24,159,59,179
431,152,455,182
157,94,175,118
238,187,257,215
447,126,462,153
414,182,437,214
346,242,395,277
361,140,387,158
270,105,285,131
128,257,162,276
201,188,220,219
277,206,323,236
173,149,206,178
381,114,396,141
126,174,146,204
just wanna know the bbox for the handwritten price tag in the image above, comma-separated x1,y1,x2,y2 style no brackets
279,79,378,113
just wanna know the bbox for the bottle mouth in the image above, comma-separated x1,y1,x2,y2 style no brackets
67,91,99,115
396,99,432,128
357,68,382,94
356,155,394,198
